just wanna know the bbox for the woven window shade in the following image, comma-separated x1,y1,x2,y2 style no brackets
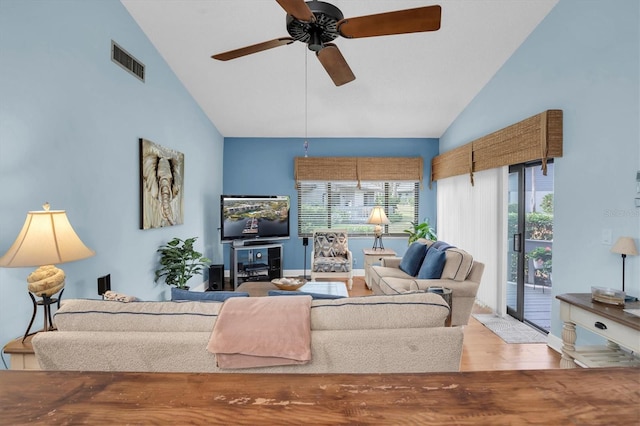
474,110,562,174
295,156,423,187
294,157,358,182
431,110,563,185
357,157,423,182
431,144,472,185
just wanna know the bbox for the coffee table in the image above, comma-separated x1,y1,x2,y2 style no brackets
299,281,349,297
236,280,349,297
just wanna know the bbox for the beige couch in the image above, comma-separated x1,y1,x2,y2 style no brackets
369,239,484,326
33,292,463,373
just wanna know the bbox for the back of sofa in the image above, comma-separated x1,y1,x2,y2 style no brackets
33,293,463,373
53,293,451,333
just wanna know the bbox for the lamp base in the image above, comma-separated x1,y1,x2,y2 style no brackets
372,235,385,250
23,289,63,342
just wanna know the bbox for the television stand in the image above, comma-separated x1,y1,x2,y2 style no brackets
230,243,283,290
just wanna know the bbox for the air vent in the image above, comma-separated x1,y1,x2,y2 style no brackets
111,41,144,82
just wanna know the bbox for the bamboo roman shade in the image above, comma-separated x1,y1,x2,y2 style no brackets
431,110,563,185
295,157,423,187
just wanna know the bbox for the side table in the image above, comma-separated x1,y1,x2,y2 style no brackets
2,334,40,370
363,248,397,289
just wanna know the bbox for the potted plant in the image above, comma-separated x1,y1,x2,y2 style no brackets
403,219,437,244
154,237,211,290
528,246,552,285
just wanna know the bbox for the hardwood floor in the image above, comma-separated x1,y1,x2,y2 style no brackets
347,276,561,371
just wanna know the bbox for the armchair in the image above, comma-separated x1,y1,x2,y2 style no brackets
310,229,353,290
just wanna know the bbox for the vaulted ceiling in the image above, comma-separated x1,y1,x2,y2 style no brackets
121,0,558,138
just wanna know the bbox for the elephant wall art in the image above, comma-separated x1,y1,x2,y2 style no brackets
140,138,184,229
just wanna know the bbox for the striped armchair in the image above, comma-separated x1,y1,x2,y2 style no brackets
310,229,353,290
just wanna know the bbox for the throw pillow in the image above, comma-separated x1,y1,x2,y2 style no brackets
171,287,249,302
417,247,447,279
399,242,428,276
103,291,138,302
267,290,346,300
431,241,455,251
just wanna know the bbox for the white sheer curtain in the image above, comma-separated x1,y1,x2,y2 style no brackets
436,167,508,314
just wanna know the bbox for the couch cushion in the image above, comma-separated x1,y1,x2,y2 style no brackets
171,288,249,302
441,248,474,281
399,241,428,276
268,290,346,300
310,293,449,330
313,230,348,258
54,299,222,332
417,247,447,279
312,256,352,272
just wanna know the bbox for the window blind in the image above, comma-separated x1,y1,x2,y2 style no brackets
297,180,420,237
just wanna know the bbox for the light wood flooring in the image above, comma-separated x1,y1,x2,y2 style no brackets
346,276,562,371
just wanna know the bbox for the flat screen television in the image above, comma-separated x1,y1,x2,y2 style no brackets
220,195,290,243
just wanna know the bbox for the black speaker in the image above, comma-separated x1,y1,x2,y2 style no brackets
97,274,111,296
267,247,282,280
207,264,224,291
302,237,309,246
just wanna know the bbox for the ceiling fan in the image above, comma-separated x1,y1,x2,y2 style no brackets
211,0,441,86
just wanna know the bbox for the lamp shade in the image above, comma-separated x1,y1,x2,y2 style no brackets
0,205,95,268
610,237,638,256
367,207,390,225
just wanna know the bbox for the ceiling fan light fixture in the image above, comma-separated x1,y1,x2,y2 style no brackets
308,31,323,51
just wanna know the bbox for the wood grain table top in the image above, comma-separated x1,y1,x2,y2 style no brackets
1,368,638,425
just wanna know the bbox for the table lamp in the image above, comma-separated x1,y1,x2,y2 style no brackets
610,236,638,293
367,206,390,250
0,203,95,340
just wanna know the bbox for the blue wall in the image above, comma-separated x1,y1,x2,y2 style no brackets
223,137,439,271
440,0,639,342
0,0,224,357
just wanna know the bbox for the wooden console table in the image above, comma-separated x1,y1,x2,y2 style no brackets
556,293,640,368
1,368,638,424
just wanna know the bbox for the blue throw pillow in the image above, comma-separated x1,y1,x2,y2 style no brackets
267,290,346,300
431,241,455,251
399,242,428,276
171,287,249,302
417,247,447,279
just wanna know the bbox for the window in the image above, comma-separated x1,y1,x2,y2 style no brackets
298,180,419,237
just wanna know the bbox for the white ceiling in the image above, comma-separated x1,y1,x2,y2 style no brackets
121,0,558,139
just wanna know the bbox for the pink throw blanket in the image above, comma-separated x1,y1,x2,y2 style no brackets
207,295,312,369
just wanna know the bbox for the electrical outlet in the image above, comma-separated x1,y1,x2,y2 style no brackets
602,229,612,245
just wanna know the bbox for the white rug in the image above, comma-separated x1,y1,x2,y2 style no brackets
472,313,548,344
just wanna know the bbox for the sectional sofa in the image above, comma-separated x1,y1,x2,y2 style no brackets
32,292,464,373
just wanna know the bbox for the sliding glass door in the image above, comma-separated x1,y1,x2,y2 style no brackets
506,162,553,332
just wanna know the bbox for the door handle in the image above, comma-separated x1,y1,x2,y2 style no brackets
513,233,522,252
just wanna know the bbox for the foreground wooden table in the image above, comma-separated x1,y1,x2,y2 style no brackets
1,368,638,425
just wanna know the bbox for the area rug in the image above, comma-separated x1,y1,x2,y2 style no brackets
472,314,547,344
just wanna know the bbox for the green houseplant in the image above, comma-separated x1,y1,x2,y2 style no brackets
154,237,211,289
403,219,437,244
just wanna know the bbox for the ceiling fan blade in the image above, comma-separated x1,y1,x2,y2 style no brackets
276,0,315,22
316,43,355,87
212,37,295,61
338,5,441,39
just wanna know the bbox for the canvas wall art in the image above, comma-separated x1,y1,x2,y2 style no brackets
140,138,184,229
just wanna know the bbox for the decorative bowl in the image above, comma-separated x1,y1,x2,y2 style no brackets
271,278,305,291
